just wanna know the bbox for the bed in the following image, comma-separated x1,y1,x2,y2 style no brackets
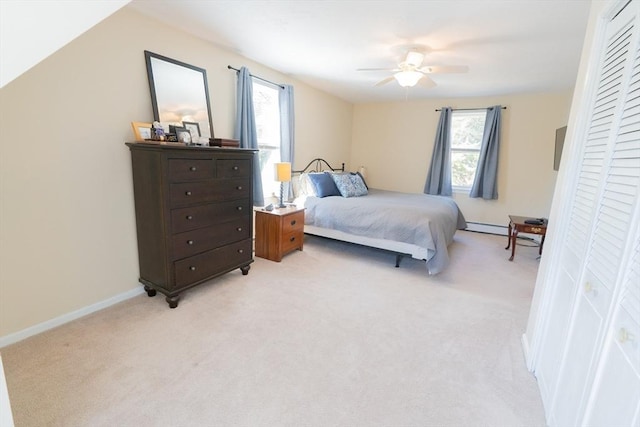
293,159,467,275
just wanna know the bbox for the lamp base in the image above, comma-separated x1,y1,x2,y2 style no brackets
277,182,286,208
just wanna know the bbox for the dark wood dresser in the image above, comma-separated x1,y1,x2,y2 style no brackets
125,142,256,308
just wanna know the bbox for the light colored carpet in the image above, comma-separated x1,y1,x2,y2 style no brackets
2,231,545,427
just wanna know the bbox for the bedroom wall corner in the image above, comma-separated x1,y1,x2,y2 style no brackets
350,91,573,226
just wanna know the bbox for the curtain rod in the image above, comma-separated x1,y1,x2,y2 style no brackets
435,106,507,112
227,65,285,89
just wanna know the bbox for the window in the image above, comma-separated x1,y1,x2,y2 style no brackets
252,80,281,199
450,110,486,190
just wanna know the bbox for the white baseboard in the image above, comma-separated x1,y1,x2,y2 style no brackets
521,332,533,372
465,222,508,235
465,222,542,243
0,287,144,348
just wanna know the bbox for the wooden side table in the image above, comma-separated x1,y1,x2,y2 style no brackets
255,206,305,262
505,215,548,261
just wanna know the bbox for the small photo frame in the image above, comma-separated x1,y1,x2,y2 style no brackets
170,125,192,144
131,122,152,141
182,121,201,138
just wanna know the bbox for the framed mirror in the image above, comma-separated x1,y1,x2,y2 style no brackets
144,50,214,139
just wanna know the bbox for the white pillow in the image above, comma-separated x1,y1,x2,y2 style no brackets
295,173,317,197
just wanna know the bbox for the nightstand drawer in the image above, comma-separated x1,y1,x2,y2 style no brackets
281,231,304,253
282,211,304,233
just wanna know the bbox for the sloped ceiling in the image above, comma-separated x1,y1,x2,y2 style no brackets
0,0,131,88
129,0,592,103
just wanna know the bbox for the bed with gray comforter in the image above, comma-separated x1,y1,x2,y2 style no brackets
300,188,467,275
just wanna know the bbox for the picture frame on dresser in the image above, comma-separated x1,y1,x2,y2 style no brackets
144,50,215,139
131,122,152,141
169,125,191,143
183,121,201,138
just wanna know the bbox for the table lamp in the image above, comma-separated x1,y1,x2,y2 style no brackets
274,162,291,208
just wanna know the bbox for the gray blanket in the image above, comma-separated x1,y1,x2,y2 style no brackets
303,189,467,274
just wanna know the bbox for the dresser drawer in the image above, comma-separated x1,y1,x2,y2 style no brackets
169,178,251,207
282,210,304,234
171,199,251,233
217,159,251,178
172,217,251,260
174,239,252,287
168,158,214,182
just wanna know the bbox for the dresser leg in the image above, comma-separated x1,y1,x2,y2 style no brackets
144,285,156,297
240,265,251,276
166,295,180,309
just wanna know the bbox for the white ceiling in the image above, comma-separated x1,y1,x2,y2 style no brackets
129,0,592,103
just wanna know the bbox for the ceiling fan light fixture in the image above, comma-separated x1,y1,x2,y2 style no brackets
394,70,422,87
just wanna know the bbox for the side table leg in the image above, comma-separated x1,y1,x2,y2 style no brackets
505,223,512,250
540,234,546,255
509,230,518,261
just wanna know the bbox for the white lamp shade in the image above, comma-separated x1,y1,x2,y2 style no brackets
394,71,423,87
274,162,292,182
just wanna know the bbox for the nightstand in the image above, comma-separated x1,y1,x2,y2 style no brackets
255,206,305,262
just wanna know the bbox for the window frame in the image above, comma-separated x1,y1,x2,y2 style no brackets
251,78,282,199
449,109,487,192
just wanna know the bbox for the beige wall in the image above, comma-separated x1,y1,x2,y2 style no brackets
0,6,352,337
351,92,573,225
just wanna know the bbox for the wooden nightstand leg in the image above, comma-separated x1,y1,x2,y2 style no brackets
509,230,517,261
506,222,512,250
540,234,546,255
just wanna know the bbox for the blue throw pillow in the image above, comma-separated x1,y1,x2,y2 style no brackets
351,172,369,189
307,172,341,197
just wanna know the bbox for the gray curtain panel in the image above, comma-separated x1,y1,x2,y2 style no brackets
470,105,502,199
234,67,264,206
279,84,295,200
424,107,453,196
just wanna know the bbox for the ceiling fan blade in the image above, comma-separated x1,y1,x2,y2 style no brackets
418,75,437,89
374,76,395,87
420,65,469,74
357,67,399,72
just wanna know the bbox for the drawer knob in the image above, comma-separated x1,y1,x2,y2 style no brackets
237,206,243,211
189,166,197,171
238,249,244,254
290,236,296,242
237,227,242,232
233,166,239,171
187,240,194,245
186,215,193,220
189,266,196,271
291,220,296,226
185,191,192,196
237,186,243,190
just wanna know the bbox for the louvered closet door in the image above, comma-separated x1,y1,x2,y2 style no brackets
553,2,640,425
534,1,640,426
535,2,639,410
583,237,640,426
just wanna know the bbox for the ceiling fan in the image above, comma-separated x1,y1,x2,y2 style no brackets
357,49,468,88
